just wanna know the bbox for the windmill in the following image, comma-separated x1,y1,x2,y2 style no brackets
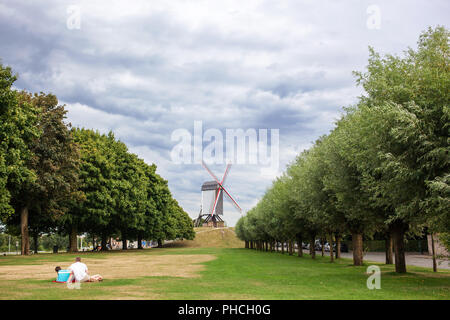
194,161,242,227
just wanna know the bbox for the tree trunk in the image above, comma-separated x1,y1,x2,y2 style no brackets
288,240,293,255
20,206,30,255
385,234,394,264
281,241,285,254
352,232,363,266
297,236,303,257
310,237,316,259
157,239,163,248
335,235,341,259
33,233,39,254
329,234,334,263
245,241,249,249
138,234,143,249
101,232,107,251
122,231,127,250
390,222,407,273
321,238,325,257
431,233,437,272
69,226,78,252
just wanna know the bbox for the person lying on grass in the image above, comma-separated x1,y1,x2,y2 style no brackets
67,257,103,283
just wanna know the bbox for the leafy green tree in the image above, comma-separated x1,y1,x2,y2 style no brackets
8,92,80,255
347,26,449,272
320,124,382,264
288,149,331,260
0,65,39,234
110,143,147,250
171,199,195,241
234,216,247,248
65,129,117,251
150,175,175,247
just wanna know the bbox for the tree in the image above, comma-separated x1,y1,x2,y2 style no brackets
110,143,147,250
8,92,80,255
348,26,449,272
66,129,117,251
288,147,336,261
0,64,39,233
321,121,382,265
171,199,196,241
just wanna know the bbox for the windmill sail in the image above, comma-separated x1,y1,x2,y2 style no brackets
201,161,241,214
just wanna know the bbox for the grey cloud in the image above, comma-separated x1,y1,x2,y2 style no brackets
1,0,448,225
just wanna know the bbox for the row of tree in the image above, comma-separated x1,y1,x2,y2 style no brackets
0,64,195,255
236,26,449,273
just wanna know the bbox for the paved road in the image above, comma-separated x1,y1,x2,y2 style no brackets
339,251,450,270
274,246,450,270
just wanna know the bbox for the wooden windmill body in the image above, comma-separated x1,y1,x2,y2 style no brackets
194,162,242,228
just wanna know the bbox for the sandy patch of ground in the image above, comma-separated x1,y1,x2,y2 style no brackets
0,254,215,281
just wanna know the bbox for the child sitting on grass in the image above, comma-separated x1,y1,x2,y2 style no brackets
55,266,71,282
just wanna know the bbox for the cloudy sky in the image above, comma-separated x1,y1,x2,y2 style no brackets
0,0,448,226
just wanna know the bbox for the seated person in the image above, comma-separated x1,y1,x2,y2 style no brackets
67,257,103,283
55,266,71,282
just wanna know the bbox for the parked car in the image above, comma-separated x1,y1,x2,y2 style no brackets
314,240,322,251
323,242,330,252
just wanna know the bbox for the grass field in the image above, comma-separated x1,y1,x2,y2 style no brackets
0,246,449,300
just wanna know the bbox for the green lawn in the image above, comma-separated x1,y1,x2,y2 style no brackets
0,248,449,300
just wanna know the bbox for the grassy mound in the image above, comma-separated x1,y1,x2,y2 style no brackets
164,227,244,248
